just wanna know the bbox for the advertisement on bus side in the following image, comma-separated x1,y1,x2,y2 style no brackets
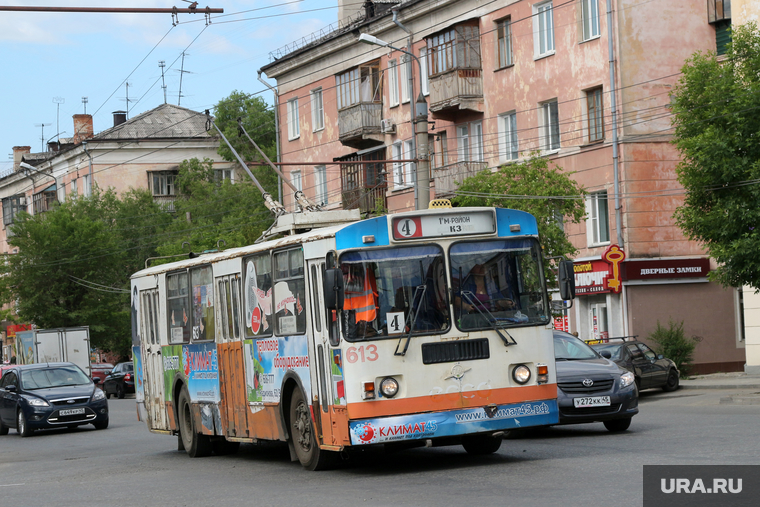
244,335,311,405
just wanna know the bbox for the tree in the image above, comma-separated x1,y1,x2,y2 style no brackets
452,156,586,285
671,22,760,289
0,188,169,356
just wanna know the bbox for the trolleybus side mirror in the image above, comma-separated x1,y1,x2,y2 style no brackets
558,260,575,301
323,268,344,310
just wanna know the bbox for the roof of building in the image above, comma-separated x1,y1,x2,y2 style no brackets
94,103,214,141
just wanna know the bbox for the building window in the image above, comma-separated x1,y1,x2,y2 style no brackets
497,17,513,68
336,62,381,110
470,122,484,162
392,142,405,188
581,0,600,41
586,87,604,143
534,2,555,57
83,174,91,197
498,112,519,162
152,172,176,196
314,165,327,205
311,88,324,132
71,178,78,195
291,170,302,192
287,97,300,140
540,99,560,151
389,59,400,107
457,125,470,162
32,185,57,214
419,47,430,95
2,195,26,226
435,131,448,168
427,24,481,76
214,168,234,183
586,190,610,245
400,55,410,104
404,139,414,185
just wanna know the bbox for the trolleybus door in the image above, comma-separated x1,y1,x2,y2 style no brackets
140,288,168,430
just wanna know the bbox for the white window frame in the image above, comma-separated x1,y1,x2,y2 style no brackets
586,87,604,143
540,99,560,152
71,178,78,195
83,174,91,197
586,190,610,246
287,97,300,140
152,172,175,196
215,168,234,183
400,55,410,104
534,1,555,58
457,125,470,162
392,142,404,188
470,122,484,162
291,170,302,192
314,165,327,205
581,0,601,41
498,112,519,162
419,47,429,96
404,139,415,186
310,87,324,132
389,59,399,107
496,17,513,68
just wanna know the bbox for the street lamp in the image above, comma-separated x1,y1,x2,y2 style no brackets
359,33,430,210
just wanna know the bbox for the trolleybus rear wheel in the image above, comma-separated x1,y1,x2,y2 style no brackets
289,388,336,471
178,387,211,457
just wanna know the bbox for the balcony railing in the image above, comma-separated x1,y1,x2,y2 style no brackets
433,161,489,197
153,195,176,212
338,102,383,149
429,69,483,114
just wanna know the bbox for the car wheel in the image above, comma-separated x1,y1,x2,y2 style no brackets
116,383,125,399
93,417,109,430
663,369,680,392
178,387,211,458
289,388,336,470
0,416,8,436
17,410,34,437
462,434,503,455
603,418,632,432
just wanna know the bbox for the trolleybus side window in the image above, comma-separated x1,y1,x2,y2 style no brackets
190,266,215,342
274,248,306,336
167,272,191,344
230,277,241,339
310,264,322,332
244,252,273,337
217,279,229,341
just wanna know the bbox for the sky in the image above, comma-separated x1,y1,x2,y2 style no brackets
0,0,343,174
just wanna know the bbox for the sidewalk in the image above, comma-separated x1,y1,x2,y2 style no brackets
679,371,760,390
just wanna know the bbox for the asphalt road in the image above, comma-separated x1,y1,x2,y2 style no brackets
1,388,759,507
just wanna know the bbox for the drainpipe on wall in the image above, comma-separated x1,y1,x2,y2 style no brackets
607,0,623,248
257,71,283,206
392,5,419,208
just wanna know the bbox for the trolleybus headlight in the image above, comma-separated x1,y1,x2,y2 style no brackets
512,364,531,385
380,377,399,398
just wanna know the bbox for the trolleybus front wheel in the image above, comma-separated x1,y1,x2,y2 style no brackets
289,388,336,471
178,387,212,457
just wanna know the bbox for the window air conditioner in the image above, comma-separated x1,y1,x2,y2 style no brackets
380,118,395,134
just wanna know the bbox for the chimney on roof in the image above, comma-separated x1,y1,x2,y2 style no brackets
113,111,127,127
12,146,31,172
73,114,94,144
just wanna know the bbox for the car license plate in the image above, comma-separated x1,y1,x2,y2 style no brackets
573,396,611,408
59,408,85,416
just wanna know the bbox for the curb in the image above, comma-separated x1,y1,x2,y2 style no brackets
679,383,760,390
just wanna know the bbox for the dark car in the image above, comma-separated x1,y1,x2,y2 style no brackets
103,362,135,399
0,362,109,437
591,339,680,392
90,363,114,387
553,331,639,432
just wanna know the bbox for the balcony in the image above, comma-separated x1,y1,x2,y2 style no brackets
429,69,484,117
153,195,176,212
433,161,489,198
338,102,384,150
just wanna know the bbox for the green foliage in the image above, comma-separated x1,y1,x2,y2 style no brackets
647,320,697,375
214,90,277,169
671,22,760,289
452,155,586,286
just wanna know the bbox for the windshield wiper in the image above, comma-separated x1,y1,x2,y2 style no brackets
395,284,427,356
460,290,517,347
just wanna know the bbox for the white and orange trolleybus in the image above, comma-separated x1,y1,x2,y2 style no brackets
130,205,575,470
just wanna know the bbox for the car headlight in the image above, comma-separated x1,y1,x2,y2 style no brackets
91,389,106,401
512,364,531,385
22,395,50,407
620,371,635,389
380,377,399,398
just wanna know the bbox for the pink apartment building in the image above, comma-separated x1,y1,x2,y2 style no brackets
261,0,744,373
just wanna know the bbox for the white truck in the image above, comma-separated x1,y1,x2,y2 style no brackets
15,326,91,376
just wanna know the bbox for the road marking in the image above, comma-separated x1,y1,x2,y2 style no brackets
0,484,25,487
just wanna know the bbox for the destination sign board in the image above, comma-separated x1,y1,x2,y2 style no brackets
392,211,495,240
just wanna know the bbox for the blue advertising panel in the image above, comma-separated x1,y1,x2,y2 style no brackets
132,345,144,403
183,342,220,403
244,335,311,406
349,400,559,445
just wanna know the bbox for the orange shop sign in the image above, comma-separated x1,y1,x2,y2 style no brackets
573,245,626,295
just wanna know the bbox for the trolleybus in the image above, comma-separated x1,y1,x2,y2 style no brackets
130,204,574,469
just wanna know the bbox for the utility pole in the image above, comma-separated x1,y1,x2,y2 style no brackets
122,82,134,118
177,52,192,106
159,60,167,104
53,97,65,143
35,123,51,152
414,93,430,209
